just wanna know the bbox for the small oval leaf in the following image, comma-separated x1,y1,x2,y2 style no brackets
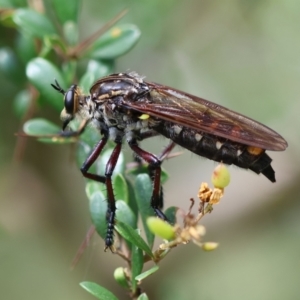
0,0,15,9
15,33,36,65
23,118,71,143
115,200,136,229
131,241,143,291
52,0,80,24
115,221,153,258
13,89,31,119
0,47,23,82
86,181,103,199
114,174,129,203
80,281,118,300
76,142,93,171
26,58,65,111
13,8,56,38
97,147,125,178
164,206,178,225
137,293,149,300
79,124,101,148
134,174,155,248
61,61,77,86
88,189,107,240
135,265,159,282
127,164,169,184
86,24,141,60
79,72,95,95
126,179,138,218
23,118,59,135
79,60,114,93
63,21,78,46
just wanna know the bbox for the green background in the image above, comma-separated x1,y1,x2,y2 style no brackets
0,0,298,299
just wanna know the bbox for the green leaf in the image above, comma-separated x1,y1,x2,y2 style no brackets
115,221,153,258
88,187,107,240
26,57,65,111
96,147,125,179
115,202,137,252
75,128,101,171
127,164,169,184
76,140,92,171
15,33,36,65
146,217,175,240
126,179,139,219
38,42,52,58
134,174,155,248
61,61,77,86
80,281,118,300
79,60,114,93
23,118,60,134
79,72,95,95
63,21,78,46
52,0,80,23
86,24,141,60
0,0,14,8
161,168,169,185
0,47,23,83
23,118,73,143
113,267,130,289
43,35,67,56
131,240,144,292
135,265,159,281
114,174,129,203
0,9,15,27
164,206,178,225
78,123,101,148
115,200,137,230
86,181,103,199
0,0,27,8
13,89,31,119
13,8,56,38
137,293,149,300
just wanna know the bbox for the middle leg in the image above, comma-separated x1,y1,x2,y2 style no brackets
128,138,167,220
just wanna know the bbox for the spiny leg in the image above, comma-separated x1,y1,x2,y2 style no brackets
128,138,167,220
103,142,122,249
80,136,108,183
130,130,161,169
148,142,176,209
157,142,176,208
80,132,121,249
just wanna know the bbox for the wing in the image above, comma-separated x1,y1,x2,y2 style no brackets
121,81,287,151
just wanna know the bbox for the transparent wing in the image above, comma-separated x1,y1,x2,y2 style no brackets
121,81,287,151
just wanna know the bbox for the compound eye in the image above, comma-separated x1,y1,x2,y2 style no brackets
64,85,76,114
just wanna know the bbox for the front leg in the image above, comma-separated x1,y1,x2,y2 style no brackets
80,132,122,250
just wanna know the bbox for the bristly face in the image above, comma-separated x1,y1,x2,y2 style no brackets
51,80,92,130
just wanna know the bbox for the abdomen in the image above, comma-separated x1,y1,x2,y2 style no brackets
153,121,276,182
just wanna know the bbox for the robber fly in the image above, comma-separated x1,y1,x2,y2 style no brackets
51,72,287,249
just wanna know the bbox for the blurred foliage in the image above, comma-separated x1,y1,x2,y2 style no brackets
0,0,298,300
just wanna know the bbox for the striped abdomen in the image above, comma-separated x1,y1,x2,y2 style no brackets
153,121,275,182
